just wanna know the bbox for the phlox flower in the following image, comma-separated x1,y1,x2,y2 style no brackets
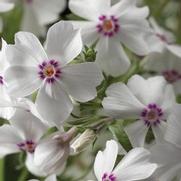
33,127,77,175
102,75,176,147
0,109,48,176
4,21,103,128
93,140,157,181
69,0,150,77
143,47,181,95
145,17,181,57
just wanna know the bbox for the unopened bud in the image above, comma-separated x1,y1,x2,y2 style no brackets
71,129,96,153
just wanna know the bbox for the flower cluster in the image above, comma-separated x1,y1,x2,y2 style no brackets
0,0,181,181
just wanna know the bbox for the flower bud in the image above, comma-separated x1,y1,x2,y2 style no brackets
34,127,78,175
71,129,96,153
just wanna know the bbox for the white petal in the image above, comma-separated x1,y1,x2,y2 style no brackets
36,82,73,128
69,0,111,21
0,125,22,157
61,62,103,102
119,25,149,56
151,142,181,166
45,21,82,66
127,75,167,105
143,49,174,72
0,2,14,13
124,120,148,147
110,0,139,17
5,44,42,67
26,153,47,177
151,142,181,181
70,21,98,46
0,86,15,119
165,105,181,148
0,38,9,73
21,5,46,36
33,0,66,25
95,37,131,77
113,147,157,180
166,45,181,58
17,98,52,127
94,140,118,180
5,66,41,97
158,164,181,181
102,83,145,119
45,175,57,181
9,109,47,142
152,121,167,143
118,6,149,21
161,85,176,119
15,32,47,63
34,135,69,175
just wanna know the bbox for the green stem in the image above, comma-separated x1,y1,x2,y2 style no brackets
17,168,28,181
0,159,4,181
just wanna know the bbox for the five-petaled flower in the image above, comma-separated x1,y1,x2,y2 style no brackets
93,140,157,181
102,75,176,147
4,21,103,128
69,0,150,77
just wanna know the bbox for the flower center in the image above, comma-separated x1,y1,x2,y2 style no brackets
156,33,168,43
97,15,120,37
162,70,181,84
17,140,36,153
0,76,3,85
141,103,164,127
102,173,116,181
38,60,61,84
44,65,55,77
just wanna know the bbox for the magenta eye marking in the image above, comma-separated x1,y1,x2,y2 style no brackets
141,103,164,127
97,15,120,37
38,60,61,84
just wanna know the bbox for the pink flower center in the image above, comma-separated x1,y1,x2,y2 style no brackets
38,60,61,84
0,76,3,85
102,173,116,181
97,15,120,37
156,33,168,43
17,140,36,153
162,70,181,84
141,103,164,127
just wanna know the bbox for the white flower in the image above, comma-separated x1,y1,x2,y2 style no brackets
69,0,150,77
34,127,77,175
0,38,15,119
145,17,181,56
102,75,176,147
150,105,181,181
29,174,57,181
4,21,103,127
3,0,66,36
0,109,48,176
93,140,157,181
143,47,181,95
